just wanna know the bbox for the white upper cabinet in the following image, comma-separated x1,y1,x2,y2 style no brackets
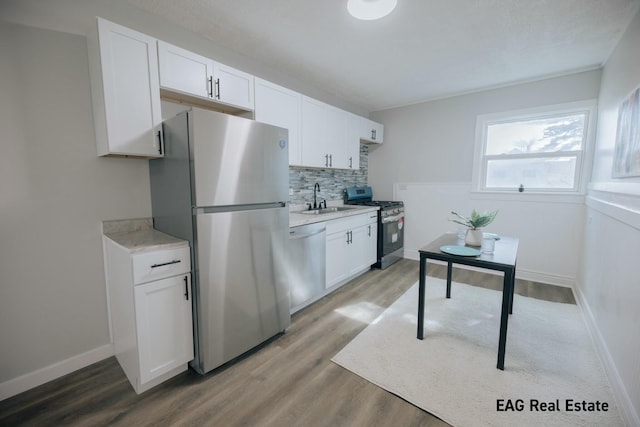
301,97,332,168
213,62,254,111
301,97,359,170
346,113,362,170
157,41,254,111
88,18,375,161
88,18,163,158
254,78,302,166
157,41,214,99
359,117,384,143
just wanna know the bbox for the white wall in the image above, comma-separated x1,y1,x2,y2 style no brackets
395,183,584,286
369,71,602,286
577,9,640,426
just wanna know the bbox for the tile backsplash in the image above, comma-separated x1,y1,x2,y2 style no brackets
289,145,368,206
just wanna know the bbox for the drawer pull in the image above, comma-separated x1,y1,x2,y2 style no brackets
150,259,181,268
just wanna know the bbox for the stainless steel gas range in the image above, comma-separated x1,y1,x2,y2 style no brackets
344,186,404,269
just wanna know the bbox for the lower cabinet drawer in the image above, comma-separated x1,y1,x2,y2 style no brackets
325,212,374,235
132,246,190,285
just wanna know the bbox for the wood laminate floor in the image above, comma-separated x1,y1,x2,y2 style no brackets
0,260,575,427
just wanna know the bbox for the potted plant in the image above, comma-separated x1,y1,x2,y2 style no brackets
450,209,498,246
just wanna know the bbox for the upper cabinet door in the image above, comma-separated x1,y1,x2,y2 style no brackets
156,41,254,111
325,106,350,169
212,62,254,111
301,97,331,168
91,18,163,157
345,112,361,170
157,41,214,99
300,97,362,170
254,78,302,166
359,117,384,143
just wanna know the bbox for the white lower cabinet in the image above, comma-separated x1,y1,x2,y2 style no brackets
134,275,194,385
325,212,378,289
103,238,193,394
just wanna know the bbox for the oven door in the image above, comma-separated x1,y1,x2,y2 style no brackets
381,211,404,255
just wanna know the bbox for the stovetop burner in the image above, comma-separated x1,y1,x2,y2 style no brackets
348,200,403,209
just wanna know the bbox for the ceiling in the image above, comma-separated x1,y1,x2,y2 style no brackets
127,0,640,112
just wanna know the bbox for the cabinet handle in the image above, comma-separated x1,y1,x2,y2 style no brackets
372,129,376,140
150,259,181,268
346,231,350,244
329,154,332,167
215,78,221,99
368,224,371,236
157,130,163,155
208,76,213,98
184,276,189,300
325,154,329,167
349,156,353,169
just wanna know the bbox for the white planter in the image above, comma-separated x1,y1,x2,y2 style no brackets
465,228,483,246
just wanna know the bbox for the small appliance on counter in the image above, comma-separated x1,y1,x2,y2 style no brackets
344,186,404,269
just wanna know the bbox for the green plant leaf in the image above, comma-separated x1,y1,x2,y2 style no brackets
449,209,498,229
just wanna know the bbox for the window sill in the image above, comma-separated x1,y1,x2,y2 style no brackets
470,191,585,204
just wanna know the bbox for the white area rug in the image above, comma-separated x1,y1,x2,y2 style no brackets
332,278,622,427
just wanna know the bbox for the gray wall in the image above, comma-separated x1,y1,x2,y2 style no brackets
0,21,150,388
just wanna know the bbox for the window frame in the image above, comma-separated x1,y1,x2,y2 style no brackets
472,100,597,196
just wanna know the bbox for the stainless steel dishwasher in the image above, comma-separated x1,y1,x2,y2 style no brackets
288,222,326,313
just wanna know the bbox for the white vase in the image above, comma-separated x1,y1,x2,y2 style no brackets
465,228,483,246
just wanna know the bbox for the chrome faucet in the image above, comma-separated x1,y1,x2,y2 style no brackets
313,183,320,209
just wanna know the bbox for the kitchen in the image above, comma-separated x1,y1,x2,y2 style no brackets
1,1,640,425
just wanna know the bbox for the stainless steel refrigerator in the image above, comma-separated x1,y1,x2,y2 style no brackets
149,108,291,374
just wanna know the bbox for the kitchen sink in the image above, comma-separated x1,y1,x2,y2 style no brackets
299,206,357,215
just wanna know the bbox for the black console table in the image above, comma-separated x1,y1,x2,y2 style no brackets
416,233,519,370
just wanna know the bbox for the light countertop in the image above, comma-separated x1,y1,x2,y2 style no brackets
102,218,188,253
290,205,379,228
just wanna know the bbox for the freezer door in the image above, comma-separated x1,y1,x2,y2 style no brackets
194,206,290,373
189,108,289,207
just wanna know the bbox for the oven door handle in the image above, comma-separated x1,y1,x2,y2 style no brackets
382,213,404,223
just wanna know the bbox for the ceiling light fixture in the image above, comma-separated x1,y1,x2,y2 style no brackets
347,0,397,21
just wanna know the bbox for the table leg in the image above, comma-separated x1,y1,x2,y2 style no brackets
509,264,516,314
417,255,426,340
446,261,452,298
497,270,513,370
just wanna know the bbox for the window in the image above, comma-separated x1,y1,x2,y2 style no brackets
472,100,596,194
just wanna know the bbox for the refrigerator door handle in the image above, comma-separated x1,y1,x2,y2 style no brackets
194,202,286,215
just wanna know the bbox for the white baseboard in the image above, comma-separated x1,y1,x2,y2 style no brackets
403,250,574,288
573,286,640,427
0,344,113,401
